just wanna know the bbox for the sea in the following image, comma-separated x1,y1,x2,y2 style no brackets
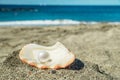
0,5,120,26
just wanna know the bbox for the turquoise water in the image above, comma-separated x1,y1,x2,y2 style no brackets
0,5,120,26
0,5,120,21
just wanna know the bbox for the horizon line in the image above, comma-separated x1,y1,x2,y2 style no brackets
0,4,120,6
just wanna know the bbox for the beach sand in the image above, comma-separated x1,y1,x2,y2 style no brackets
0,24,120,80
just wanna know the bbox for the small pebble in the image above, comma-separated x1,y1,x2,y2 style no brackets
64,77,66,79
51,70,56,74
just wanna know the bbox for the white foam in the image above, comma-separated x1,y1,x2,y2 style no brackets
108,22,120,25
0,20,80,26
80,21,120,25
0,20,120,27
79,21,98,24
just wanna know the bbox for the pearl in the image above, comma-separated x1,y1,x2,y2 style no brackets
38,51,49,60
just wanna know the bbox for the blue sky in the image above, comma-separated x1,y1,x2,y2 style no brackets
0,0,120,5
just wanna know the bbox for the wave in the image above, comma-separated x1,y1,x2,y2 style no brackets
0,20,120,27
0,20,80,26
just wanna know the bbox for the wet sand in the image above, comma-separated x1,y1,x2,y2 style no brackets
0,24,120,80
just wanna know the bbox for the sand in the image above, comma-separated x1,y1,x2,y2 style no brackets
0,24,120,80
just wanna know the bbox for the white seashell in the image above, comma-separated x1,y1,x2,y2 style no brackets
19,42,75,69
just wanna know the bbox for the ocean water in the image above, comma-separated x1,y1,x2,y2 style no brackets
0,5,120,26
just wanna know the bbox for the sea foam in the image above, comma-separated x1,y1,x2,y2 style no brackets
0,20,120,27
0,20,80,26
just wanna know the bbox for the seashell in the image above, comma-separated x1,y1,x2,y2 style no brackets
19,42,75,69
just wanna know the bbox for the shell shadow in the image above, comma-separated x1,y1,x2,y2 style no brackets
67,59,84,70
